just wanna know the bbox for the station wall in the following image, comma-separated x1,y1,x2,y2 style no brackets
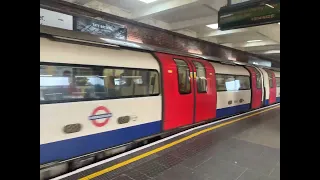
40,0,279,68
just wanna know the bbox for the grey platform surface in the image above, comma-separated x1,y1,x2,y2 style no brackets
63,106,280,180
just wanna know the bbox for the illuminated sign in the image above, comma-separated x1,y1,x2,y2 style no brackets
218,0,280,30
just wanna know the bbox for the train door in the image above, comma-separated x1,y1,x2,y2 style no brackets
155,52,194,130
274,71,280,102
266,69,276,104
187,58,217,123
259,68,269,106
246,66,263,109
255,67,265,106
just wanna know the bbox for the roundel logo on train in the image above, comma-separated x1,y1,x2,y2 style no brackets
88,106,112,127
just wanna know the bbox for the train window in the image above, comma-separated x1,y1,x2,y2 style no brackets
174,59,191,94
104,68,135,97
266,71,274,88
235,76,250,90
149,71,160,94
276,77,280,87
216,74,236,91
40,64,160,103
253,68,262,89
134,70,159,95
216,74,227,91
225,75,236,91
216,74,251,91
193,61,207,93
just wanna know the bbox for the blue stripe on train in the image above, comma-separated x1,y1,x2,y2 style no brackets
265,98,281,105
40,120,162,164
216,104,250,118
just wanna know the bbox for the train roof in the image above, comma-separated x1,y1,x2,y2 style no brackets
40,25,280,72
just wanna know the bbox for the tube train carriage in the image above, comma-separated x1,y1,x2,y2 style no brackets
40,25,280,179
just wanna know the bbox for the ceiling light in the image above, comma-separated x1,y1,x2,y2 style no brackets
247,40,262,43
206,23,218,29
278,22,280,25
138,0,158,3
264,50,280,54
265,4,274,8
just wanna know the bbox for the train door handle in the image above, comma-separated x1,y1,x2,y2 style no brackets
228,100,232,105
239,99,244,103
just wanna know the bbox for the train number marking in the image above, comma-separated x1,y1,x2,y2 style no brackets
88,106,112,127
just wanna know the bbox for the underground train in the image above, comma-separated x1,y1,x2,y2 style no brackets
40,25,280,179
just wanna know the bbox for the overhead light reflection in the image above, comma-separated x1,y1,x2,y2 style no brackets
100,38,141,48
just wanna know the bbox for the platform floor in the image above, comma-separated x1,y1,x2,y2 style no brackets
58,105,280,180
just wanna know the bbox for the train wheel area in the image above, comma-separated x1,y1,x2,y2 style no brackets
52,104,280,180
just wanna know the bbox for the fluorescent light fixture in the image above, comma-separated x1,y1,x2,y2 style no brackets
247,40,262,43
138,0,157,3
206,23,218,29
265,4,274,8
264,50,280,54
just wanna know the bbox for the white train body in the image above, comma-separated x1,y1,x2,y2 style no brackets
210,62,251,117
40,37,162,164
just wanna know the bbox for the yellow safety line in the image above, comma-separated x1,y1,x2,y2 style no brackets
79,105,280,180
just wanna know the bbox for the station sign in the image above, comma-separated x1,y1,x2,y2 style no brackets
73,17,127,40
218,0,280,30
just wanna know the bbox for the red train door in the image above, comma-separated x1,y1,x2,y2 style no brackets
266,70,276,104
246,66,263,109
155,52,194,130
187,58,216,123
